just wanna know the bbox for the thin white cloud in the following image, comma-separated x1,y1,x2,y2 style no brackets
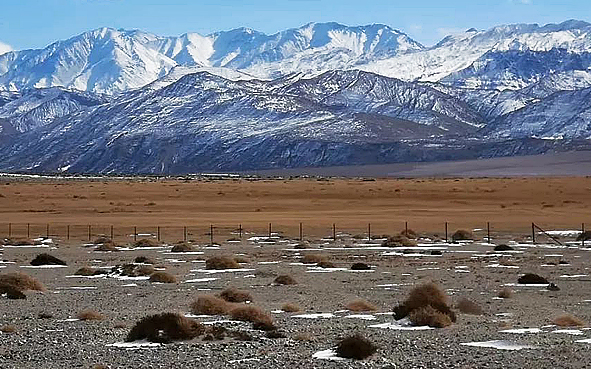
509,0,532,4
437,27,466,37
0,41,12,55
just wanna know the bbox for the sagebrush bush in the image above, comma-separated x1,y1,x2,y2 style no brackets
335,334,377,360
205,256,240,270
346,299,377,312
134,256,155,264
170,242,194,252
400,229,418,239
281,303,301,312
75,267,98,276
133,239,160,248
553,314,585,327
456,297,483,315
393,282,456,325
77,310,105,321
149,272,177,283
274,275,297,285
0,272,46,292
317,261,336,268
381,235,417,247
219,287,252,303
190,295,231,315
451,230,474,242
30,253,66,266
408,305,453,328
0,325,17,333
126,313,204,343
229,306,275,331
498,287,513,299
301,254,327,264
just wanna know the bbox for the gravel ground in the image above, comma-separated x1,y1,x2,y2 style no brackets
1,233,591,368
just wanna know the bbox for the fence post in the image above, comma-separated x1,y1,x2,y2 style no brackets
445,222,448,243
183,226,187,242
268,223,272,238
405,221,408,235
487,222,491,244
210,224,214,245
239,224,242,239
67,225,70,241
27,223,30,239
583,223,586,248
134,226,137,242
531,223,536,245
88,225,91,241
110,225,114,240
368,223,371,242
299,222,303,241
333,223,336,241
8,223,11,238
46,224,50,238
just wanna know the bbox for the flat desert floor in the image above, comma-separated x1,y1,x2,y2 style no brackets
0,177,590,368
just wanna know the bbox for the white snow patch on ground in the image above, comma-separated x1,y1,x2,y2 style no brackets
576,338,591,343
312,349,345,361
344,314,376,320
191,268,255,274
292,313,336,319
544,230,581,237
551,329,584,335
560,274,588,278
370,318,433,330
500,328,542,334
184,278,218,283
107,340,161,349
20,265,67,269
461,340,537,350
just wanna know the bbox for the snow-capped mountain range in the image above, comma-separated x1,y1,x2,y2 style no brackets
1,20,591,173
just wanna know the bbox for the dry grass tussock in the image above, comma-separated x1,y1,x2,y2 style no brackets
400,229,418,239
134,256,155,264
281,303,301,312
274,275,297,285
346,299,377,312
301,254,327,264
112,264,154,277
95,242,119,252
219,287,252,303
190,295,232,315
317,260,336,268
77,310,105,321
74,267,107,276
234,255,249,264
30,253,66,266
451,229,474,242
126,313,205,343
205,256,240,270
498,288,513,299
0,272,46,292
335,334,378,360
408,306,453,328
149,271,177,283
0,325,17,333
393,282,456,326
456,297,483,315
381,235,417,247
553,314,585,327
229,306,275,331
170,242,194,252
132,239,160,248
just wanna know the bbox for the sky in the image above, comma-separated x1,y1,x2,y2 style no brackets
1,0,591,52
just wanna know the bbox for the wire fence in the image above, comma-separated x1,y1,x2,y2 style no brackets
0,221,588,246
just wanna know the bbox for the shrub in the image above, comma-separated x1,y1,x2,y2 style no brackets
0,284,26,299
553,314,585,327
170,242,194,252
393,282,456,323
134,256,155,264
274,275,297,285
126,313,204,343
456,297,483,315
408,306,453,328
95,242,119,252
190,295,231,315
301,254,327,264
234,255,249,264
400,229,418,239
0,325,17,333
494,244,514,251
8,238,34,246
205,256,240,270
317,261,336,268
30,253,66,266
219,287,252,303
335,334,377,360
229,306,275,331
77,310,105,321
136,265,155,276
133,239,160,248
451,230,474,242
266,330,287,339
577,231,591,242
382,235,417,247
281,303,301,312
498,288,513,299
149,272,177,283
0,272,46,292
518,273,549,284
75,267,98,276
346,299,377,312
351,262,371,270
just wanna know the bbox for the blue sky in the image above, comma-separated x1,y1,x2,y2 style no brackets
1,0,590,51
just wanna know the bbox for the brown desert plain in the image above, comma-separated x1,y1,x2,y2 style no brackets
1,176,591,369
